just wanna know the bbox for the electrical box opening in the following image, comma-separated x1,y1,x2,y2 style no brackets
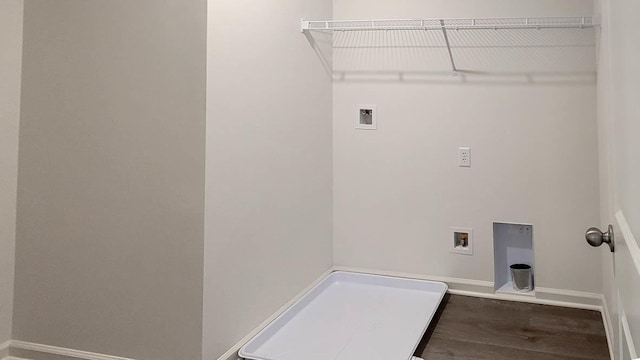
356,105,377,130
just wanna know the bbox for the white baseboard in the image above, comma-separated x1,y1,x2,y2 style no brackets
220,266,607,360
337,266,604,311
215,268,335,360
332,266,495,294
0,269,611,360
1,340,10,360
5,340,136,360
1,266,609,360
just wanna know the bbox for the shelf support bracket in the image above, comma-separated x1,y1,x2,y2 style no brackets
300,19,310,33
439,19,458,75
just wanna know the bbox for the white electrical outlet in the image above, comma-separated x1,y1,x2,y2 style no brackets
458,147,471,167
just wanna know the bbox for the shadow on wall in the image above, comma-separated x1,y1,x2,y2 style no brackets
304,27,596,85
303,30,333,76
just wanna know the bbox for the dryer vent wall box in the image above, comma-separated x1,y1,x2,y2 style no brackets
356,105,377,130
493,222,534,295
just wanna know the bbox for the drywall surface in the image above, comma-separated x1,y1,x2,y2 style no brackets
14,1,206,359
0,0,23,345
333,0,603,293
203,0,333,358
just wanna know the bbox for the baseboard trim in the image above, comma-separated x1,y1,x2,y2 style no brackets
534,287,603,310
1,340,10,360
3,268,606,360
448,288,603,311
332,266,495,294
336,266,603,311
216,268,334,360
223,266,606,360
7,340,136,360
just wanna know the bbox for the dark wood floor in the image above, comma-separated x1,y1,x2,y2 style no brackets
415,295,610,360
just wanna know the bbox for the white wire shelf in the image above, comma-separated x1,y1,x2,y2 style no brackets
301,16,597,32
301,16,597,75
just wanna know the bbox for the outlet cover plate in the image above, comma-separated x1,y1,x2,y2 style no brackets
459,147,471,167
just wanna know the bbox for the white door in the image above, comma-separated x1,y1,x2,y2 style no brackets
596,0,640,359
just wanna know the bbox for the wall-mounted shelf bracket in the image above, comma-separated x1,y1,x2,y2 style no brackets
439,19,458,75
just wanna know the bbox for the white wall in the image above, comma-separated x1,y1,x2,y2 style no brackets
0,0,23,346
203,0,333,359
14,1,206,359
333,0,603,293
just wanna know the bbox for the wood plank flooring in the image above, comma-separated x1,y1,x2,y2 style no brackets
415,294,610,360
